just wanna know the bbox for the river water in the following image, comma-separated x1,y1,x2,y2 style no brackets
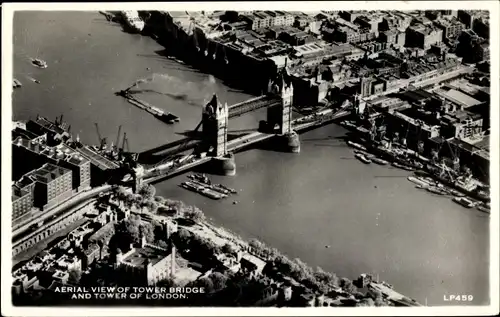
12,11,490,305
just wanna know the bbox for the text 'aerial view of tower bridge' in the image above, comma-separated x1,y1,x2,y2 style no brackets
7,6,493,311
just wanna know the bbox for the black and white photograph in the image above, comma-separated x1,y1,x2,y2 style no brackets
2,2,498,315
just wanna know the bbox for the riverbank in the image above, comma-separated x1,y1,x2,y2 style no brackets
128,185,420,307
341,125,491,213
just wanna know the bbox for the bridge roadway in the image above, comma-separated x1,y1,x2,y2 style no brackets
143,108,350,184
139,95,280,159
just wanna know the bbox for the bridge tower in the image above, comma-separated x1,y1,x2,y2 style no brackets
202,94,236,176
266,71,300,153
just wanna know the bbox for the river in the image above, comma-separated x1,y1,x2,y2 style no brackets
12,11,490,306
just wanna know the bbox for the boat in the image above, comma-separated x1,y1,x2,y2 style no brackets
453,197,475,208
13,79,22,88
216,184,238,194
408,176,428,187
347,140,367,151
428,171,488,203
427,186,447,195
180,181,201,193
34,79,41,84
476,204,490,214
355,153,371,164
392,162,414,171
371,157,389,165
200,188,225,200
31,58,48,68
409,161,424,170
353,149,370,156
341,121,357,129
476,190,490,201
188,173,211,185
447,188,465,197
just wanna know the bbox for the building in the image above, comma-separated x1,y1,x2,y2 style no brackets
242,11,294,30
25,116,70,146
240,253,267,277
12,179,35,221
434,18,465,40
114,236,176,286
379,29,398,44
28,163,73,210
457,10,475,29
440,111,483,140
472,16,489,39
12,134,92,192
82,243,101,270
339,11,363,23
360,76,375,97
405,25,443,50
441,10,458,18
474,41,490,62
354,15,380,33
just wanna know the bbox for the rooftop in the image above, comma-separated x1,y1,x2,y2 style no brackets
12,127,39,141
12,185,30,201
240,253,267,272
122,245,170,267
31,163,71,184
437,88,482,108
75,146,119,170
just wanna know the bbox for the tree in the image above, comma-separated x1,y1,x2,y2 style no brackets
222,243,236,255
143,200,159,214
184,206,205,222
367,288,383,300
301,275,319,292
275,255,293,275
154,196,165,204
138,184,156,200
115,218,154,246
68,269,82,284
340,278,358,294
209,272,228,291
172,228,193,250
314,266,340,290
248,239,264,252
194,277,214,293
165,199,186,213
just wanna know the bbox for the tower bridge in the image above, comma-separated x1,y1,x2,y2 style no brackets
134,70,352,187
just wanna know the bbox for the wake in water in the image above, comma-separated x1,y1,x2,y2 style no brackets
126,72,219,106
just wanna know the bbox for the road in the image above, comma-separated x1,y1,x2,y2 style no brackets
13,185,111,241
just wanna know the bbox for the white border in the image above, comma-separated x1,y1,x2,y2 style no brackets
2,2,499,316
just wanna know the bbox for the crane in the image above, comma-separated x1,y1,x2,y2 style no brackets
94,122,106,150
115,125,122,152
121,132,127,153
